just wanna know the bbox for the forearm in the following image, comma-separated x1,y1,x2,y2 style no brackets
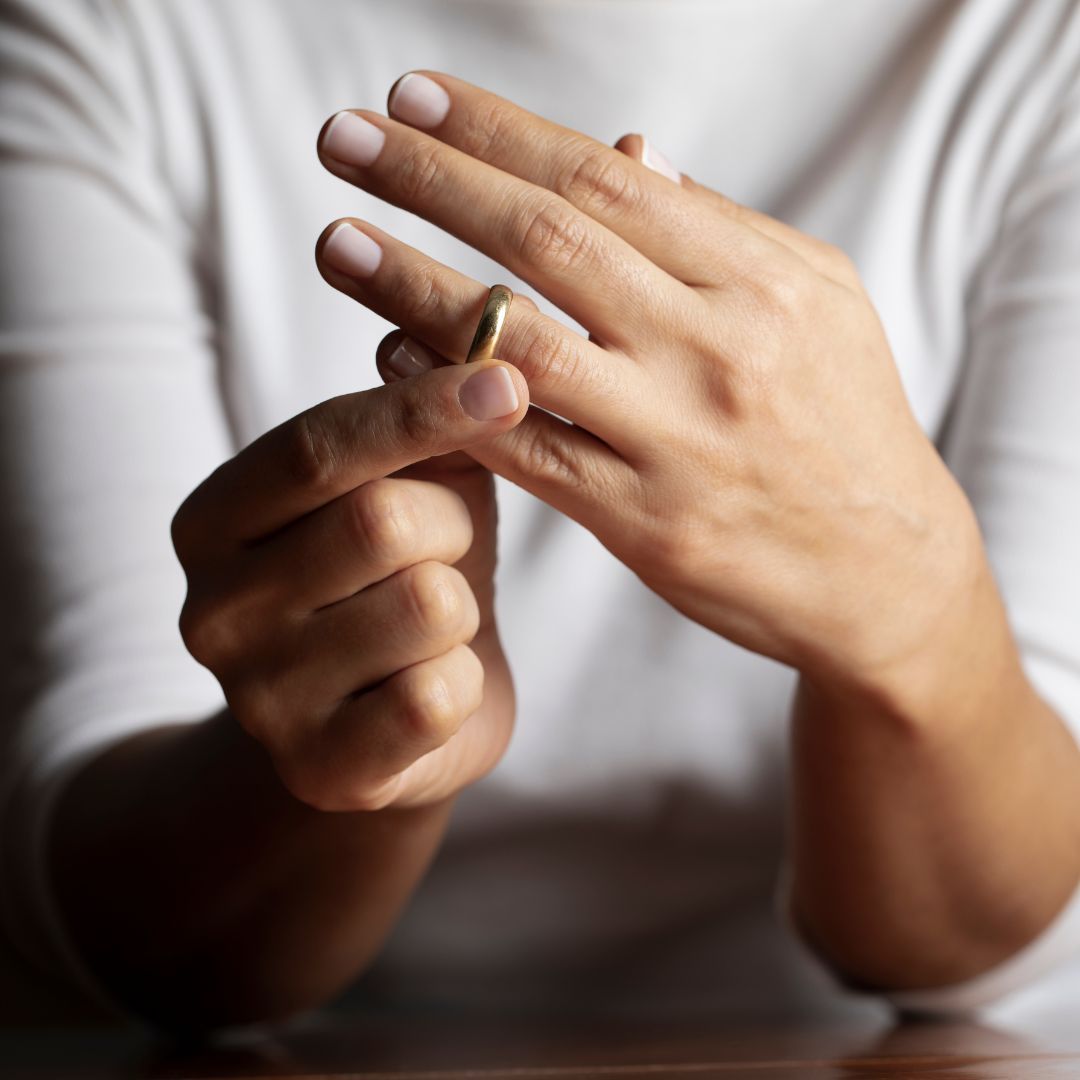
788,547,1080,991
49,708,454,1031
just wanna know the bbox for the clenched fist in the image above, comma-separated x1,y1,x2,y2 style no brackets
171,357,528,811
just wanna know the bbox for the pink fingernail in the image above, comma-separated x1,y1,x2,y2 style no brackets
459,367,518,421
385,338,437,379
388,73,451,128
322,111,386,166
641,138,680,184
323,222,382,277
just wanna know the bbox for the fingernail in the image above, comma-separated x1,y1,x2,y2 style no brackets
322,111,386,166
641,138,680,184
385,337,437,379
323,222,382,278
388,73,451,128
459,367,518,421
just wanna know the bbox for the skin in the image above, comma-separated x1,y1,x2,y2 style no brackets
53,362,531,1028
50,70,1080,1029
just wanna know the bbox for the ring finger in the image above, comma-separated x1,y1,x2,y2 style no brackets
316,217,647,447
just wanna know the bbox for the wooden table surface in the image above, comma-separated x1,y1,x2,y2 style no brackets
4,1001,1080,1079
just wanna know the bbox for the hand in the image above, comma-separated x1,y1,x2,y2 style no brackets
171,359,528,811
315,72,982,706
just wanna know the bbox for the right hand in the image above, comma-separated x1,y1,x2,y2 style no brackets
170,357,529,812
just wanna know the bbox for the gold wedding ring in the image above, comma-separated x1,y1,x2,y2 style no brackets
465,284,513,363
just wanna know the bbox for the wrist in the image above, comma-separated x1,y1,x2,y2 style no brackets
799,490,1023,733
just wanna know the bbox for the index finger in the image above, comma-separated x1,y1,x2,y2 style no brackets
171,359,529,561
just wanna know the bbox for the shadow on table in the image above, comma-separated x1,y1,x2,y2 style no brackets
130,1007,1068,1080
4,995,1074,1078
827,1017,1080,1079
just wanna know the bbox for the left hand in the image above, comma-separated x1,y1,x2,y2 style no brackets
315,71,983,703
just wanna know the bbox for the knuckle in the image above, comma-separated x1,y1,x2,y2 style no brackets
395,260,447,324
457,645,485,714
274,756,341,812
400,561,472,641
177,599,209,661
274,707,406,813
515,197,597,276
342,777,404,813
395,381,441,457
401,266,442,324
228,673,284,745
169,501,197,565
178,595,242,669
234,678,331,796
510,317,583,391
169,471,224,566
759,271,808,324
517,422,588,491
457,97,517,162
396,141,448,205
397,667,460,746
558,145,641,217
726,270,806,347
349,479,416,568
286,405,341,494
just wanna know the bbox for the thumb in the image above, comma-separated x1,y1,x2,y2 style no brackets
373,333,528,438
172,351,528,549
374,330,618,533
374,334,534,451
377,355,530,461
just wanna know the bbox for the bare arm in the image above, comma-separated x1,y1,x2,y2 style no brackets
786,67,1080,994
47,354,529,1032
788,549,1080,991
50,709,454,1031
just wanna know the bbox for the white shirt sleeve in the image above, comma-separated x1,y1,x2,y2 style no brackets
5,0,1080,1023
0,0,231,1007
774,65,1080,1017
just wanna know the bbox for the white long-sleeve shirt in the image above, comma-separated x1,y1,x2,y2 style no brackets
2,0,1080,1026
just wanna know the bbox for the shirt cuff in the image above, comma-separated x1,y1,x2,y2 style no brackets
772,855,1080,1016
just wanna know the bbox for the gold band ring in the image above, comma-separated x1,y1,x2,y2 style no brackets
465,284,513,363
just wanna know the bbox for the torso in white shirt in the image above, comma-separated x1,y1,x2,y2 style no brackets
2,0,1080,1023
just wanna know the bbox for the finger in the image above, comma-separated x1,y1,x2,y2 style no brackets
245,477,474,612
291,560,480,705
378,71,782,288
316,218,648,444
316,105,690,350
370,294,542,375
376,338,638,522
309,643,485,811
674,171,860,288
468,405,639,524
371,70,849,289
172,357,529,560
611,134,860,287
